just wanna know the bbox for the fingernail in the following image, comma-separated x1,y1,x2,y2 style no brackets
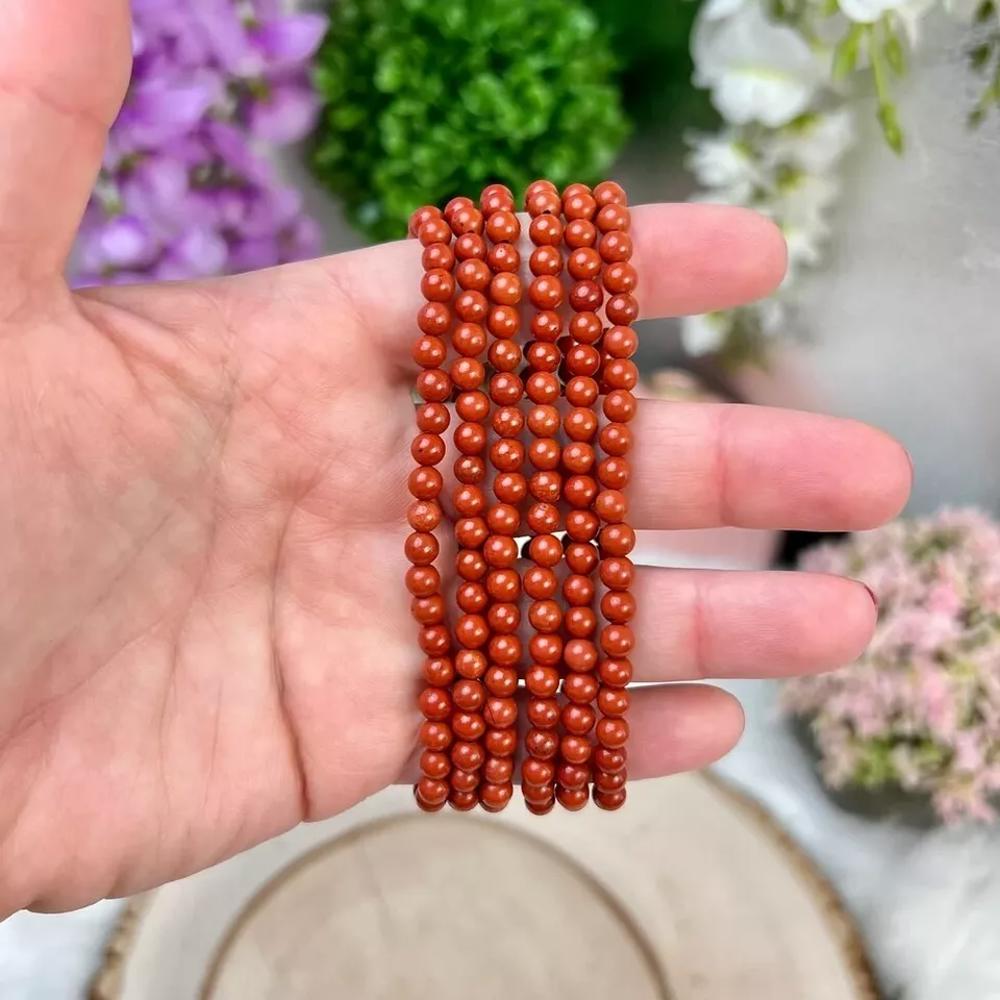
861,583,879,612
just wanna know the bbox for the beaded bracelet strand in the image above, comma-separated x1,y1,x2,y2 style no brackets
408,180,637,814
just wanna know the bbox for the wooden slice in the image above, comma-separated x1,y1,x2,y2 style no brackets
91,773,876,1000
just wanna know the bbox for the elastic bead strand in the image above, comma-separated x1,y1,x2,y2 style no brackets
408,204,456,813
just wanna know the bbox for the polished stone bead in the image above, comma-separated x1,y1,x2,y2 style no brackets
456,581,488,614
557,762,591,789
485,697,518,729
529,633,563,667
484,665,518,697
564,542,598,575
455,649,488,680
488,304,520,339
480,781,514,811
599,230,633,263
523,566,558,600
556,786,590,811
561,703,597,736
489,339,522,373
480,183,515,215
600,589,636,624
596,203,631,233
421,657,454,689
411,593,445,625
404,531,439,566
560,737,593,767
594,788,627,811
530,310,563,342
415,777,449,807
419,720,453,751
418,217,451,246
568,311,602,345
488,242,521,274
486,568,521,601
409,205,443,238
451,740,485,772
419,624,450,656
522,758,556,787
527,697,560,729
484,756,514,785
529,213,564,246
452,711,486,741
564,606,597,639
489,438,525,473
525,727,559,760
525,665,561,697
454,232,486,261
485,210,520,243
564,218,597,248
597,717,629,749
453,678,486,712
529,599,562,634
564,509,600,543
568,279,603,313
528,533,562,568
599,523,636,557
492,405,525,438
489,271,522,306
527,404,560,437
599,422,632,457
420,749,451,780
415,368,451,403
485,727,517,757
594,745,627,773
598,687,631,718
593,180,627,207
563,574,595,607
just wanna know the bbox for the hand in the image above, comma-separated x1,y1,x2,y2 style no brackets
0,1,911,916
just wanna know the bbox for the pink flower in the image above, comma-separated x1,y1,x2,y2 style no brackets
783,508,1000,824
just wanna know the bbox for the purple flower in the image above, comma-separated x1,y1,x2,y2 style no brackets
251,14,328,69
247,80,321,143
72,0,328,286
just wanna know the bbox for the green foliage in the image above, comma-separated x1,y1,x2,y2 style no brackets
310,0,629,241
968,1,1000,126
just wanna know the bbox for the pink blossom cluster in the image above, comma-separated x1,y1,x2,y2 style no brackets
783,508,1000,823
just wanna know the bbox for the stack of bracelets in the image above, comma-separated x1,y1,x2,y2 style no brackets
407,180,637,814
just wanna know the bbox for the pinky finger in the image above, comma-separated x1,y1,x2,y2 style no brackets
626,684,745,780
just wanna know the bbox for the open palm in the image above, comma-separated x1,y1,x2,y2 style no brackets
0,0,911,917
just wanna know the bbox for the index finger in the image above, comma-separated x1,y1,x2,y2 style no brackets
323,202,786,363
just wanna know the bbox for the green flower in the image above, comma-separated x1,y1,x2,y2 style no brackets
310,0,629,241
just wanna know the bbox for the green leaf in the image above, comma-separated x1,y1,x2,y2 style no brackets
833,24,865,80
884,29,906,76
878,102,905,154
308,0,629,240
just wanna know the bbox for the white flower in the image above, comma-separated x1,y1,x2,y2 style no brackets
692,2,826,127
838,0,929,22
757,297,788,337
686,131,760,202
681,312,732,356
700,0,751,20
770,174,840,281
839,0,935,43
765,107,856,173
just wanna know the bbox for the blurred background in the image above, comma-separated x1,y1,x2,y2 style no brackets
5,1,1000,997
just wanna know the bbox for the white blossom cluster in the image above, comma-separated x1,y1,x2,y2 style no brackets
684,0,989,361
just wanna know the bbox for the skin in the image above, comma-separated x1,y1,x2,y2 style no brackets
0,0,912,917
